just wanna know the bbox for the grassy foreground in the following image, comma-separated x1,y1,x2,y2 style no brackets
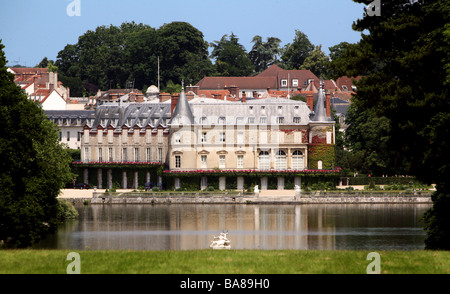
0,250,449,274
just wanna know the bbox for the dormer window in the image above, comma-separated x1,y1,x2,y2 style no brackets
201,117,207,125
218,117,226,124
281,79,288,87
276,117,285,124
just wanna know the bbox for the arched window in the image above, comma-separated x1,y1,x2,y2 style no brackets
275,150,286,170
258,151,270,170
292,150,304,170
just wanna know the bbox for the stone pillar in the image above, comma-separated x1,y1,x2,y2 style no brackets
83,168,88,184
277,177,284,190
122,171,127,189
200,176,207,190
261,176,268,190
146,171,151,184
134,171,138,189
97,168,102,189
237,176,244,190
107,169,112,190
219,177,226,191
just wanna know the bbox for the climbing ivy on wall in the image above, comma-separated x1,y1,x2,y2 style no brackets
308,144,336,170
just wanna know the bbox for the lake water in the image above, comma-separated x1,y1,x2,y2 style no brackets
35,203,431,251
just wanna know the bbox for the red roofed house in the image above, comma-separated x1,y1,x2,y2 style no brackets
8,67,70,109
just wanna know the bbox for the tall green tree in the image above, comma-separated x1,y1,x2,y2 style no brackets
249,36,282,73
210,33,254,76
280,30,314,69
0,40,73,248
55,21,213,96
300,45,330,79
336,0,450,249
156,22,214,86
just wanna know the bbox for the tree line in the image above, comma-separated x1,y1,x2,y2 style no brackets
35,21,347,96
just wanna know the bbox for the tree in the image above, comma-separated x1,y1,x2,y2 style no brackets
55,21,213,96
210,33,254,76
0,40,74,248
300,45,330,79
280,30,314,69
249,36,282,73
156,22,214,85
336,0,450,249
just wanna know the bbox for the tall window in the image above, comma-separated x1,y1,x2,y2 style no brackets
134,148,140,162
175,155,181,168
201,132,207,143
77,132,81,141
158,148,163,162
219,132,226,143
201,155,207,168
84,147,90,162
275,150,287,170
146,148,151,162
258,151,270,170
98,148,103,162
122,148,127,162
108,147,113,161
237,155,244,168
292,150,304,170
67,131,70,141
237,131,244,145
219,155,226,169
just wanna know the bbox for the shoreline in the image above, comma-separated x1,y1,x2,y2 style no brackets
58,188,433,204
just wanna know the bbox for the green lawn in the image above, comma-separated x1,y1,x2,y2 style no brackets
0,250,448,274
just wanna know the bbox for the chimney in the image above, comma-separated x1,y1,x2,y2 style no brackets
186,85,199,95
229,85,239,97
307,94,314,111
136,93,144,103
253,91,258,98
159,92,171,102
267,86,271,94
325,92,331,117
242,92,246,103
171,93,180,116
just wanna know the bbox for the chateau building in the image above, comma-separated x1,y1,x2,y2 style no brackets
79,102,171,188
77,82,336,190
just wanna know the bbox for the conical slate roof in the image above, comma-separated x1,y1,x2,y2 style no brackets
169,87,194,125
312,82,331,122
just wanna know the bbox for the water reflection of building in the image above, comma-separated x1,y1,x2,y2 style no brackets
80,205,335,250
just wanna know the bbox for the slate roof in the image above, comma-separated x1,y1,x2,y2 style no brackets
170,88,195,125
312,84,333,122
87,103,171,132
188,97,312,126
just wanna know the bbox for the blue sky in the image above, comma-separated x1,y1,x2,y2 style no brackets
0,0,367,67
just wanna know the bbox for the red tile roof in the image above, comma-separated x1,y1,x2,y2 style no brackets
196,76,278,90
336,76,362,91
